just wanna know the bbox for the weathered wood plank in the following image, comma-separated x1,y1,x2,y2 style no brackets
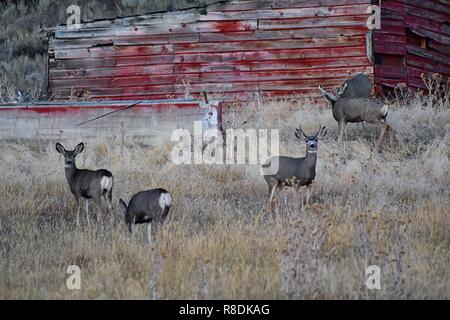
427,40,450,57
55,20,258,39
175,36,366,53
408,27,450,46
49,57,117,69
49,65,174,78
373,33,405,44
199,26,367,42
406,45,450,66
174,56,370,73
176,46,367,64
198,66,372,82
374,42,406,55
204,4,370,20
382,0,405,14
405,6,449,23
50,74,200,89
55,44,174,59
374,65,407,79
50,34,198,49
258,15,368,30
207,0,371,12
406,54,450,75
405,15,449,36
174,78,349,92
404,0,450,16
375,77,407,88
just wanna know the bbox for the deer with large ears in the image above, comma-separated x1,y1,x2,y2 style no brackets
56,142,114,226
318,81,393,151
262,125,327,211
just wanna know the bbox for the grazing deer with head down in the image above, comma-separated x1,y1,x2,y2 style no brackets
56,142,114,225
119,189,172,243
318,82,393,151
262,125,327,211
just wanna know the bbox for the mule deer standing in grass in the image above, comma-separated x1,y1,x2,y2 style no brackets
119,189,172,243
262,126,327,211
56,142,114,226
318,83,393,151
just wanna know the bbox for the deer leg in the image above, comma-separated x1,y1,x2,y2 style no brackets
388,125,395,148
75,197,80,226
338,121,346,144
294,185,303,211
107,190,113,213
85,199,90,225
268,185,278,212
92,196,102,223
375,122,388,152
337,121,343,144
147,222,152,243
305,184,314,208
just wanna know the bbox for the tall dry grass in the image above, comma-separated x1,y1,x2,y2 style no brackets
0,89,449,299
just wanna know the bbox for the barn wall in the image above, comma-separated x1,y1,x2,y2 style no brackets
47,0,373,101
374,0,450,91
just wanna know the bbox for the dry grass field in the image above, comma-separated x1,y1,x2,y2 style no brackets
0,88,449,299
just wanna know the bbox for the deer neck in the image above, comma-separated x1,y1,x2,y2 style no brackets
64,165,77,181
305,148,317,168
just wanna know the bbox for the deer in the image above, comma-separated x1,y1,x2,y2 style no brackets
318,82,393,151
119,189,172,243
262,125,327,211
56,142,114,226
338,73,372,99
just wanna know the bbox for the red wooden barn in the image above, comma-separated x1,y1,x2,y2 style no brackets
45,0,450,101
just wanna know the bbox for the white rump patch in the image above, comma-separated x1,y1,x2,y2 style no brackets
100,176,113,191
159,192,172,210
381,104,389,117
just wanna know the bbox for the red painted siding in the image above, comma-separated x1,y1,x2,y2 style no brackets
373,0,450,91
47,0,373,101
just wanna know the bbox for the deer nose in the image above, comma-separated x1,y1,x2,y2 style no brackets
66,160,73,165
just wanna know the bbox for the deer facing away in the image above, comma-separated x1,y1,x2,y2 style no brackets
56,142,114,225
262,125,327,211
318,82,393,151
119,188,172,243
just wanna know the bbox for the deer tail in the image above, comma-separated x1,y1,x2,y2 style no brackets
380,104,389,117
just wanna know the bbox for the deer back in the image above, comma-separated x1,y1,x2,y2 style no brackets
335,97,386,123
68,168,113,198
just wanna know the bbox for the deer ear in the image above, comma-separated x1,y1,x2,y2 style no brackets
55,143,66,155
319,126,328,138
336,83,348,98
294,129,304,140
74,142,84,155
318,85,336,102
